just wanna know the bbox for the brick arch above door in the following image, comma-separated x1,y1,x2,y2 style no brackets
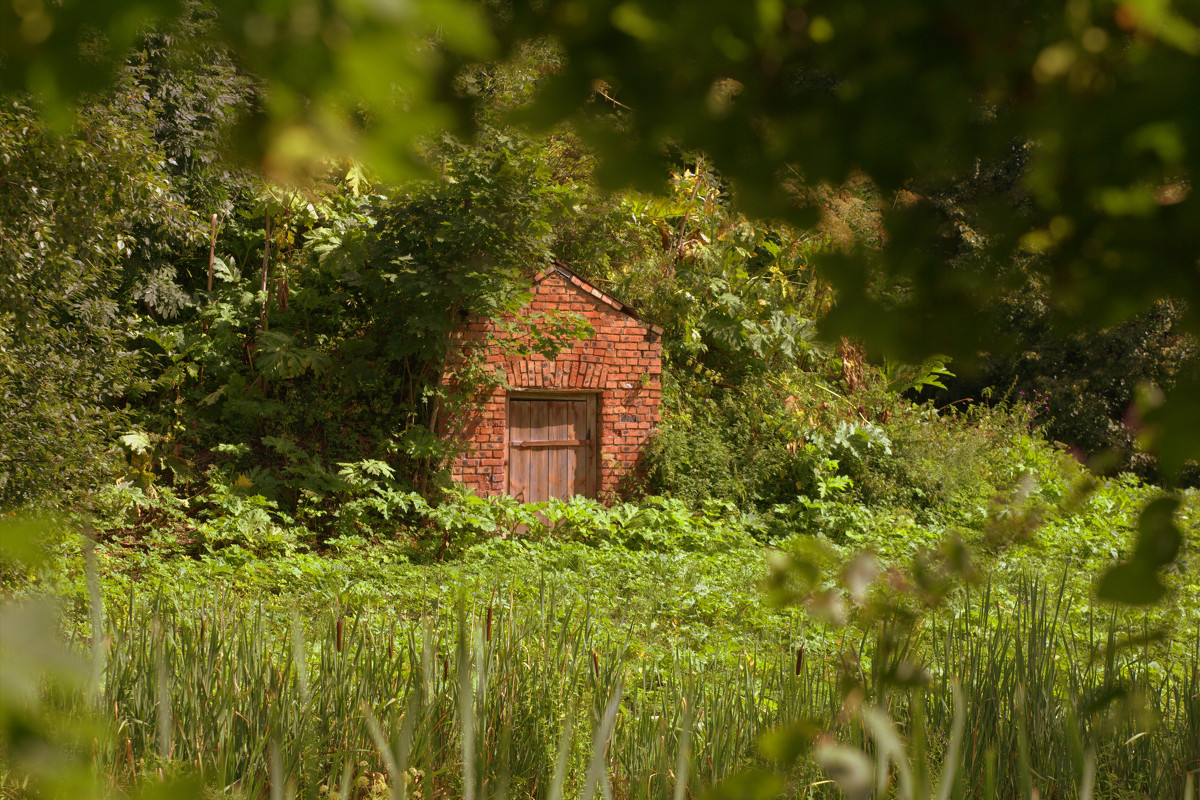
505,355,610,391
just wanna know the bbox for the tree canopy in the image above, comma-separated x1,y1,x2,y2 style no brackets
5,0,1198,472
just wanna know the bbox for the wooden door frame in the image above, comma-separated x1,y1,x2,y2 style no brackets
505,390,599,500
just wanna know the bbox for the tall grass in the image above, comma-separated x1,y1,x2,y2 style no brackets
92,584,827,799
924,577,1200,798
27,578,1200,799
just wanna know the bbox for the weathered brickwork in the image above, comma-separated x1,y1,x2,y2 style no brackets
446,264,662,499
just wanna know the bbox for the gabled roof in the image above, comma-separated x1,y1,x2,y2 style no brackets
532,262,663,335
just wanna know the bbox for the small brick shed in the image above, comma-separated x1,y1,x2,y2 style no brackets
446,263,662,502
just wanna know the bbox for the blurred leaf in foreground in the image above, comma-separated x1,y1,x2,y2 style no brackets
1097,496,1184,605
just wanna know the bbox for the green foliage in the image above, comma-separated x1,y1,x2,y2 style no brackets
644,375,821,510
601,168,832,383
3,11,1199,799
128,5,257,212
884,354,955,395
0,9,260,508
534,495,752,553
7,0,1200,468
6,511,1199,799
645,358,1047,555
499,0,1200,469
3,7,1190,612
1096,495,1185,605
118,120,628,527
944,294,1197,484
0,93,191,506
847,401,1038,521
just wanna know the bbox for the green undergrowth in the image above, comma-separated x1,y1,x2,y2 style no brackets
16,381,1186,672
4,558,1198,800
30,438,1200,673
7,388,1199,798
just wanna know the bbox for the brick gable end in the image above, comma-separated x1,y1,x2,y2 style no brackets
444,267,662,500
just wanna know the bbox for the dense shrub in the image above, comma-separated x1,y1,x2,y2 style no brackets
944,293,1198,484
848,402,1040,522
642,373,829,509
643,358,1047,535
0,99,184,507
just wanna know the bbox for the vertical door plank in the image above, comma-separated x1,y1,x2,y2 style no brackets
548,401,564,500
508,400,526,502
568,401,578,498
541,400,552,499
569,400,579,500
588,394,598,497
523,399,539,522
519,399,533,503
506,399,515,500
520,399,532,501
547,400,559,501
561,400,574,500
564,400,578,497
531,399,547,502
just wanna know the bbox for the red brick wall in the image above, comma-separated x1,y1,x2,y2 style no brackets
446,268,662,499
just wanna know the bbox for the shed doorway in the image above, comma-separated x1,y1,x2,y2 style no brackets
507,394,597,502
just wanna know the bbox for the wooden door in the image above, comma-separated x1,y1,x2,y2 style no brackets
507,395,596,502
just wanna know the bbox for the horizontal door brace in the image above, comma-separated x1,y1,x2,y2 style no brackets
511,439,587,448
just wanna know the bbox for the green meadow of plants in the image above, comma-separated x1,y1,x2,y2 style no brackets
4,387,1198,798
4,4,1200,799
7,566,1198,800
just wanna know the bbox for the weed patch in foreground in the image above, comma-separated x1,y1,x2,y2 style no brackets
3,570,1197,800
